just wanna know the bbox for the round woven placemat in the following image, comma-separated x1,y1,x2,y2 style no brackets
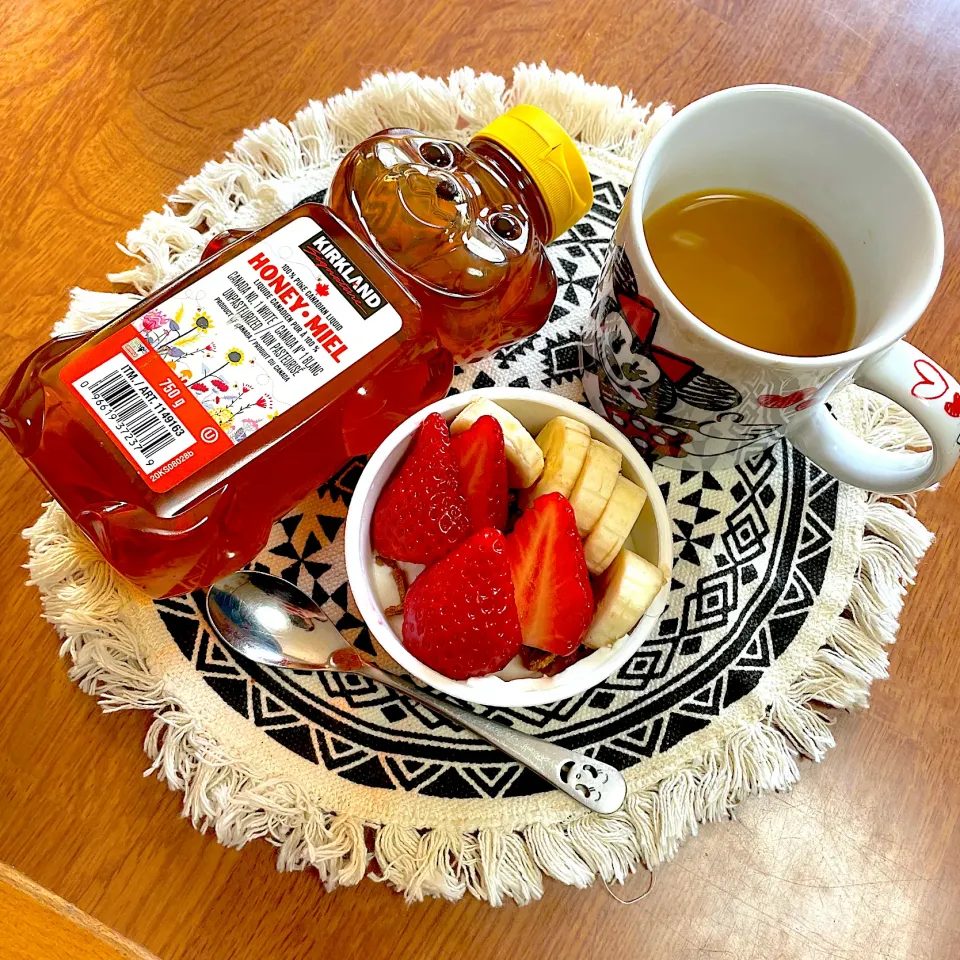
27,64,934,904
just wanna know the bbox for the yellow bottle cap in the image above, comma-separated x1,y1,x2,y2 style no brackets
475,105,593,242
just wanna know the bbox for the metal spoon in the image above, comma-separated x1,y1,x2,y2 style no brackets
205,570,626,814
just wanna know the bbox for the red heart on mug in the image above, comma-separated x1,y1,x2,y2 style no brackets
944,393,960,418
758,387,814,409
911,358,949,400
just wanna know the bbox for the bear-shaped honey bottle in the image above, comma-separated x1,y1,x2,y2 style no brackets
327,105,593,361
0,106,591,596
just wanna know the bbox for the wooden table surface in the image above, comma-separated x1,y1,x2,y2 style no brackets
1,1,959,957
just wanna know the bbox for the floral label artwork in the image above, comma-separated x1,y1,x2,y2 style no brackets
135,306,274,446
60,217,401,492
133,304,264,443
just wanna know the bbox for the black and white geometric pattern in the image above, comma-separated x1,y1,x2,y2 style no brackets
152,172,841,800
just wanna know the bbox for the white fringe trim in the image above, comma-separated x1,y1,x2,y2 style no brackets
25,65,934,904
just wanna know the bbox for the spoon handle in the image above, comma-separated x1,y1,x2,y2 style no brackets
357,662,627,814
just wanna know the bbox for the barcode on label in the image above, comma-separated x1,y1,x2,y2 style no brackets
73,354,195,472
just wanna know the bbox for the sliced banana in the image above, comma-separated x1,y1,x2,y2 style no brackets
584,549,665,648
569,440,622,536
583,475,647,575
450,398,543,489
522,416,591,506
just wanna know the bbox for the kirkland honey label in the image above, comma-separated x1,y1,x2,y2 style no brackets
299,228,386,319
60,217,401,493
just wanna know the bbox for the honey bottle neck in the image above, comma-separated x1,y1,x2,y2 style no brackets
469,138,554,245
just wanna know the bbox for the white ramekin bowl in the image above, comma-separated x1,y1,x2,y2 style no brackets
344,388,673,707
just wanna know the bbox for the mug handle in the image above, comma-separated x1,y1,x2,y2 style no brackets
787,340,960,495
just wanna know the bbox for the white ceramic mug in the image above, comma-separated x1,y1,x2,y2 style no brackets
582,84,958,494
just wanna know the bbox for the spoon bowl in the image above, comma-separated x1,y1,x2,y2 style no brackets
207,571,354,668
204,569,627,814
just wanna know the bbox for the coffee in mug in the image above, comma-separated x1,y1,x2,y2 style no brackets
643,189,855,357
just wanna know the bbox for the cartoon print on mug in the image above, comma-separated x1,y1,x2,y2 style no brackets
689,369,838,456
591,373,694,459
585,245,746,460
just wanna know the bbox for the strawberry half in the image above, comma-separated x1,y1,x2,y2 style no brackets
373,412,471,564
451,415,508,533
402,528,523,680
506,492,595,656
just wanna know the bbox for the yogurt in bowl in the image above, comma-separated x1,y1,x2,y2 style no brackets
344,388,673,708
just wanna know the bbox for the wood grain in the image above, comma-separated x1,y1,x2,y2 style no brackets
1,1,959,958
1,862,158,960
